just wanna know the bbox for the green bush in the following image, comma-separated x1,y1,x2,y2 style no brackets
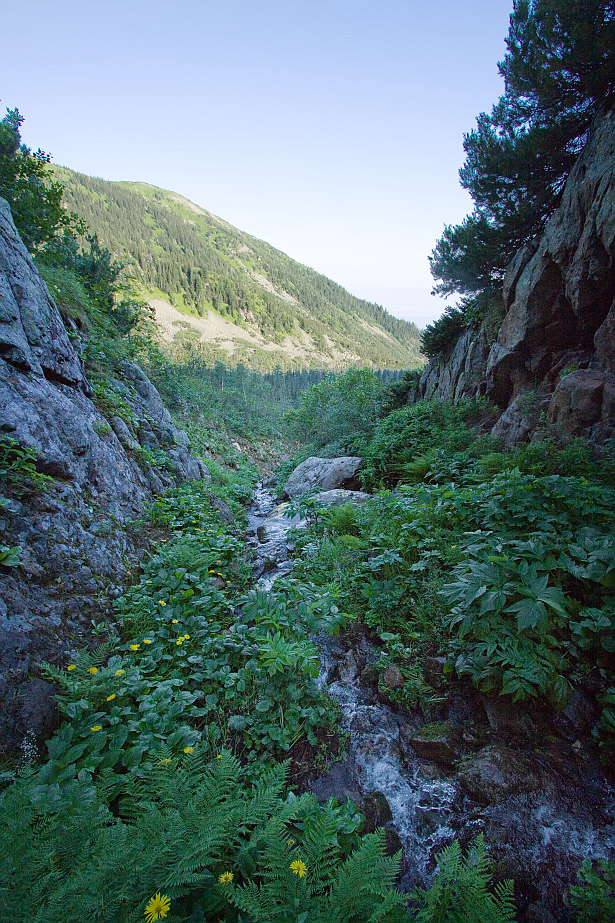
0,436,53,495
420,306,467,359
287,367,384,453
361,400,484,488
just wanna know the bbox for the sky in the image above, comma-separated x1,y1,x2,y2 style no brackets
0,0,514,328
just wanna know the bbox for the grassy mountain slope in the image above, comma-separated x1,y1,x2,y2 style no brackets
55,166,423,370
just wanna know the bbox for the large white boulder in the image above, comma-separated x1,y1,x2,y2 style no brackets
283,456,362,499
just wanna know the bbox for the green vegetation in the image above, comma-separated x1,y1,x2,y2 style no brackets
53,166,423,370
0,435,54,496
569,858,615,922
411,837,515,923
426,0,615,354
290,390,615,742
0,107,84,251
1,478,512,922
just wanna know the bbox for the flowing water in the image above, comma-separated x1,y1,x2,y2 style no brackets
247,481,615,912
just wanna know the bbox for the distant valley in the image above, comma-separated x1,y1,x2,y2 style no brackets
55,167,423,370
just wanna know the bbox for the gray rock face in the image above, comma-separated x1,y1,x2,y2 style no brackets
0,196,210,756
283,456,363,499
0,198,84,385
418,327,490,404
417,109,615,446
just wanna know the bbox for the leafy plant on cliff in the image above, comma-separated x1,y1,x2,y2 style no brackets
0,106,85,251
0,436,53,495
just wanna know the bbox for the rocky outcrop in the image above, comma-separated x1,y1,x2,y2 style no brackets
283,456,363,498
419,107,615,447
0,196,209,756
418,328,490,404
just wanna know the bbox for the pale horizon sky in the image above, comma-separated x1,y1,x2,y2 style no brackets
0,0,514,328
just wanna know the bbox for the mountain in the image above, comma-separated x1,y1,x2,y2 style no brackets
54,167,423,371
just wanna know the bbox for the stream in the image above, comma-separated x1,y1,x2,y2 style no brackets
247,481,615,918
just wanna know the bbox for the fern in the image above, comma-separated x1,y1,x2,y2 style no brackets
412,836,515,923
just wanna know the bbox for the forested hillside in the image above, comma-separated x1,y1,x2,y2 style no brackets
54,167,422,371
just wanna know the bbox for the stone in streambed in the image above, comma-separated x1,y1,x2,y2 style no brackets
382,663,404,690
408,721,462,765
423,655,447,689
456,744,541,805
359,791,393,833
283,456,363,499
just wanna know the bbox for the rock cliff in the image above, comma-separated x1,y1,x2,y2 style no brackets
419,107,615,448
0,196,209,755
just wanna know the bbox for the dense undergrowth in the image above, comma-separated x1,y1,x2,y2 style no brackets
0,476,517,922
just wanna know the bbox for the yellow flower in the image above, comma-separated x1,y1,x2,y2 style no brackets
160,758,172,765
290,860,307,878
130,644,140,651
172,619,179,624
144,892,171,922
175,639,183,646
115,669,125,676
158,600,166,606
106,694,116,702
218,871,233,884
183,746,194,754
67,665,76,672
88,667,98,675
143,639,153,644
91,725,102,732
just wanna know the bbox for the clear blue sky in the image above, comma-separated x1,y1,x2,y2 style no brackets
0,0,513,327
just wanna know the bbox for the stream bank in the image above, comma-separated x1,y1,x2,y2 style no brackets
246,479,615,922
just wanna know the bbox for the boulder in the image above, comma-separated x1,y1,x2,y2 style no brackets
283,456,363,499
408,721,462,765
359,791,393,833
423,655,447,690
312,489,371,506
456,744,541,805
382,663,404,690
548,369,610,433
